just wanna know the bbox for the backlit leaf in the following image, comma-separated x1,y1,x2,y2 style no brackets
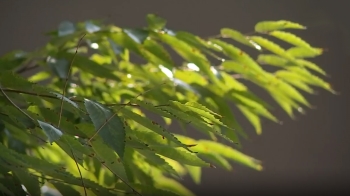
255,20,306,33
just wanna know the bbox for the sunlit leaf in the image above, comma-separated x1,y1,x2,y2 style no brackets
147,14,167,30
269,30,311,48
255,20,306,33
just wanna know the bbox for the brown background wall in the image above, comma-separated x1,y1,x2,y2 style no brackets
1,0,349,195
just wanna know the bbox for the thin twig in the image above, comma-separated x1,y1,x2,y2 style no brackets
2,88,140,108
58,33,86,128
0,84,35,122
69,147,87,196
56,33,88,196
87,82,167,143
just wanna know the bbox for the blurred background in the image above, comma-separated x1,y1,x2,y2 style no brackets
1,0,349,195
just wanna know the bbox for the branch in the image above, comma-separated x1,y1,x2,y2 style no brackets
69,147,87,196
0,84,35,122
58,33,86,128
2,88,140,108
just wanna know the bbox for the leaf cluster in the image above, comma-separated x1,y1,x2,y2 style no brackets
0,15,334,195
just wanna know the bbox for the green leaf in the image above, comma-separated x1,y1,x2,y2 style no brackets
151,146,209,167
37,120,63,143
157,33,218,83
196,140,262,170
58,21,76,36
237,105,262,135
13,170,41,196
85,20,101,33
124,29,149,44
286,47,323,58
147,14,167,30
84,99,126,159
51,92,79,109
221,28,259,49
210,39,264,73
255,20,306,33
61,53,120,81
120,108,190,151
184,165,201,184
269,30,311,48
133,183,181,196
48,58,69,79
52,182,81,196
137,149,180,178
0,183,15,196
297,59,327,76
249,36,297,63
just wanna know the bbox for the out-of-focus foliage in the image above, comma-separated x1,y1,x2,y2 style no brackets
0,14,334,196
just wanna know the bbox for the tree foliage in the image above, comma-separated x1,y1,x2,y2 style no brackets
0,14,335,195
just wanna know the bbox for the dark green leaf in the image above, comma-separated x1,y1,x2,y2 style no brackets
84,99,126,159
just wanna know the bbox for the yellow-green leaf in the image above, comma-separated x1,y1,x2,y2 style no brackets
255,20,306,33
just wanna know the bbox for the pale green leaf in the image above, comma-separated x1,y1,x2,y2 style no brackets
184,165,201,184
286,47,323,58
37,120,63,143
269,30,311,48
146,14,167,30
255,20,306,33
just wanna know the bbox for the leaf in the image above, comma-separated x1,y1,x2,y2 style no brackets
297,59,327,76
120,108,190,151
137,149,180,178
133,183,181,196
286,47,323,58
51,92,79,109
0,183,15,196
157,33,218,83
237,105,262,135
269,30,311,48
85,20,101,33
58,21,76,36
84,99,126,159
209,39,264,73
184,165,201,184
255,20,306,33
147,14,167,30
196,140,262,170
161,106,236,144
151,146,209,167
275,71,315,93
47,58,69,79
52,182,81,196
13,170,41,196
37,120,63,143
123,29,149,44
155,177,195,196
221,28,259,49
61,53,120,81
249,36,297,63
